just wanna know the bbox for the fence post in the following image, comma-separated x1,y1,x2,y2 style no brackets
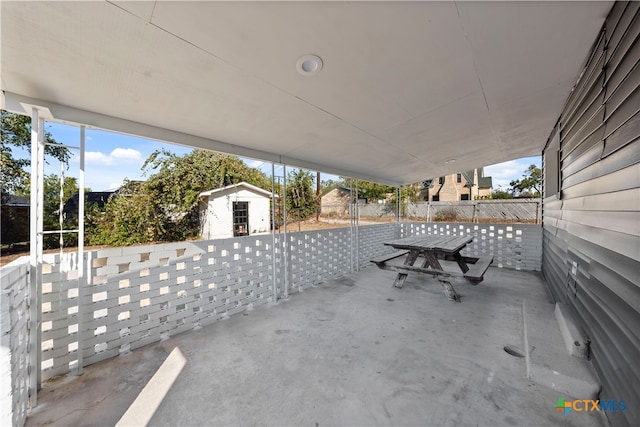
283,165,289,299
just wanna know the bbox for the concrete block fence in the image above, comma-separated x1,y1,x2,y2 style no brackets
1,221,541,425
401,222,542,271
1,258,31,427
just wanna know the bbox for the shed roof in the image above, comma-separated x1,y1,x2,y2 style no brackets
199,182,275,199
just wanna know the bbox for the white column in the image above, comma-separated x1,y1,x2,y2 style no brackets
355,179,359,272
270,162,277,302
29,109,45,406
282,165,288,299
76,126,86,374
349,180,354,273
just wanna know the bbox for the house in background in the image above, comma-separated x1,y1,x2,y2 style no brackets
199,182,273,240
421,168,492,201
63,191,114,221
1,195,30,250
321,187,352,216
320,187,368,217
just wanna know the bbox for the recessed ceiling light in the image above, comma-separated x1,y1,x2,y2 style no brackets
297,54,323,76
445,159,456,164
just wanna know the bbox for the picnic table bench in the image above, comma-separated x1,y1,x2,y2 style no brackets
371,235,493,302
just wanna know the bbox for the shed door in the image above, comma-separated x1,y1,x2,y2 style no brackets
233,201,249,237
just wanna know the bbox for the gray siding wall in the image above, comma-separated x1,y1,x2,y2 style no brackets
542,3,639,426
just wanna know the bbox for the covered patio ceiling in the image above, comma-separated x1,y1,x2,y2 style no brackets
1,1,611,186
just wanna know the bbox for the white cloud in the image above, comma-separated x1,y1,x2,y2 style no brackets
85,151,113,165
83,148,143,166
111,148,142,161
108,182,122,190
485,157,540,190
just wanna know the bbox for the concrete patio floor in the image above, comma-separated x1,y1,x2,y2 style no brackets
26,266,606,427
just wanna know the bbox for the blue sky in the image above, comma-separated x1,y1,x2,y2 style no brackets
37,122,540,192
484,156,541,190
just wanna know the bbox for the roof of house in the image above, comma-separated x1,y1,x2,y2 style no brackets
63,191,115,215
321,187,352,196
199,182,275,199
477,167,493,189
478,176,493,189
2,195,30,207
425,168,493,189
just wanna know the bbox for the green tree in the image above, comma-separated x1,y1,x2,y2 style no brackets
483,186,514,199
510,164,542,197
142,149,271,216
286,169,317,220
19,174,80,248
86,180,165,246
340,177,394,202
87,150,272,245
43,175,80,248
389,183,421,216
1,110,70,201
320,178,340,195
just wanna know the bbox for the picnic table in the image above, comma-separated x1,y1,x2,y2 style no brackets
371,234,493,302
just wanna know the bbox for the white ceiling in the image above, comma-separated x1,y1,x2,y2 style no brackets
1,1,612,186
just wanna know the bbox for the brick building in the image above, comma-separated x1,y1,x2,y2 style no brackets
420,168,492,201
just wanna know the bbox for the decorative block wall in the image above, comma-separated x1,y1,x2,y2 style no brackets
36,226,381,382
401,222,542,271
39,236,276,381
357,223,401,269
285,228,352,293
1,259,31,427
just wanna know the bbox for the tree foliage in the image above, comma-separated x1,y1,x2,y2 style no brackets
339,177,395,202
86,180,166,246
87,150,272,245
1,110,70,201
42,175,80,248
509,164,542,197
18,174,81,249
142,149,271,216
482,186,514,200
285,169,317,220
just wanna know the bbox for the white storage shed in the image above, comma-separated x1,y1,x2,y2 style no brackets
199,182,273,240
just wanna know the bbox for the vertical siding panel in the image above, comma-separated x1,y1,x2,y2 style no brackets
542,3,640,426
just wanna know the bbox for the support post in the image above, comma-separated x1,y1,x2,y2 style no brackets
76,126,86,374
29,109,44,406
271,163,277,302
396,187,401,238
349,179,354,273
283,165,288,299
355,179,359,272
316,171,320,222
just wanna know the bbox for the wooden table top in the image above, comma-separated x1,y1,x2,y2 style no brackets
384,235,473,254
